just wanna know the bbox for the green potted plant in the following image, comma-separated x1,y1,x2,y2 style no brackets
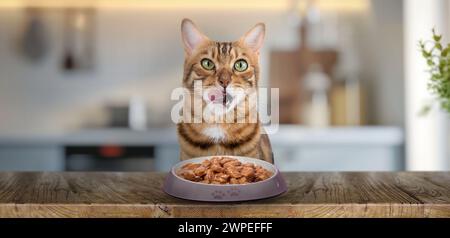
419,29,450,114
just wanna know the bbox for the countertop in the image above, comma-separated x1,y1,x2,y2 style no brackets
0,126,403,146
0,172,448,218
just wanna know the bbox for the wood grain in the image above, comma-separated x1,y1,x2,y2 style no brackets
0,172,448,218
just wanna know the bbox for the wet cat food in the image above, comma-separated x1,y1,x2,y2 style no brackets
177,156,273,184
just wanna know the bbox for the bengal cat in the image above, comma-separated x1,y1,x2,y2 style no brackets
177,18,273,163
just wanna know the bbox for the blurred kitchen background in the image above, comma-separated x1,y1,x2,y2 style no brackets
0,0,448,172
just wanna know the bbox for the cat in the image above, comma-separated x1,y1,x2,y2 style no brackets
177,18,273,164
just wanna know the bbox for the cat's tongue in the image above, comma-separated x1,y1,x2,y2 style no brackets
208,89,224,104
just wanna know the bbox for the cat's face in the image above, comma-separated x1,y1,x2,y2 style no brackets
181,19,265,117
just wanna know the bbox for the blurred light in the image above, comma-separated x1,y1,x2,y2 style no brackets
99,145,124,158
0,0,369,13
74,13,86,30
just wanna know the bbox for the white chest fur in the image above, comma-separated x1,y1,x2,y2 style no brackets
202,126,226,142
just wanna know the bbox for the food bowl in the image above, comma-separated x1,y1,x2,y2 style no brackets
163,156,287,202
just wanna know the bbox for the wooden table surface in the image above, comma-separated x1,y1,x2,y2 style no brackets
0,172,448,218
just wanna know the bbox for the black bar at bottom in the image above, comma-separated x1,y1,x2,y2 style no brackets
0,218,447,237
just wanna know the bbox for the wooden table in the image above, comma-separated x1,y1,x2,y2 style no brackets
0,172,448,218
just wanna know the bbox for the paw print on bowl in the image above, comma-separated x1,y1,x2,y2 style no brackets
211,190,226,200
226,187,241,197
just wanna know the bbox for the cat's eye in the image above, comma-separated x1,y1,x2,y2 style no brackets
201,58,215,70
234,59,248,72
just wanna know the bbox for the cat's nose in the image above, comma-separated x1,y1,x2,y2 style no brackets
218,70,231,88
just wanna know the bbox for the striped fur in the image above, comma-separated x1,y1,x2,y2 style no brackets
178,19,273,163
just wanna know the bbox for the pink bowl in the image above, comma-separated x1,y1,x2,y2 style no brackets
163,156,287,202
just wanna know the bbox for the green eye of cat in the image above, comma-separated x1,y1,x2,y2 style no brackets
234,59,248,72
201,58,215,70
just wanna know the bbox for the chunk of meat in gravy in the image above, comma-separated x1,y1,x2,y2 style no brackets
241,166,255,178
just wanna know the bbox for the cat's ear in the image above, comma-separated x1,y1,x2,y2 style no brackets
240,23,265,53
181,18,208,55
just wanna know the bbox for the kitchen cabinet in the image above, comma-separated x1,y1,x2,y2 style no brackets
0,126,403,171
0,145,63,171
273,145,403,171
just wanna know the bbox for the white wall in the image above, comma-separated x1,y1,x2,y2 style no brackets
0,3,404,134
366,0,404,126
404,0,450,170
